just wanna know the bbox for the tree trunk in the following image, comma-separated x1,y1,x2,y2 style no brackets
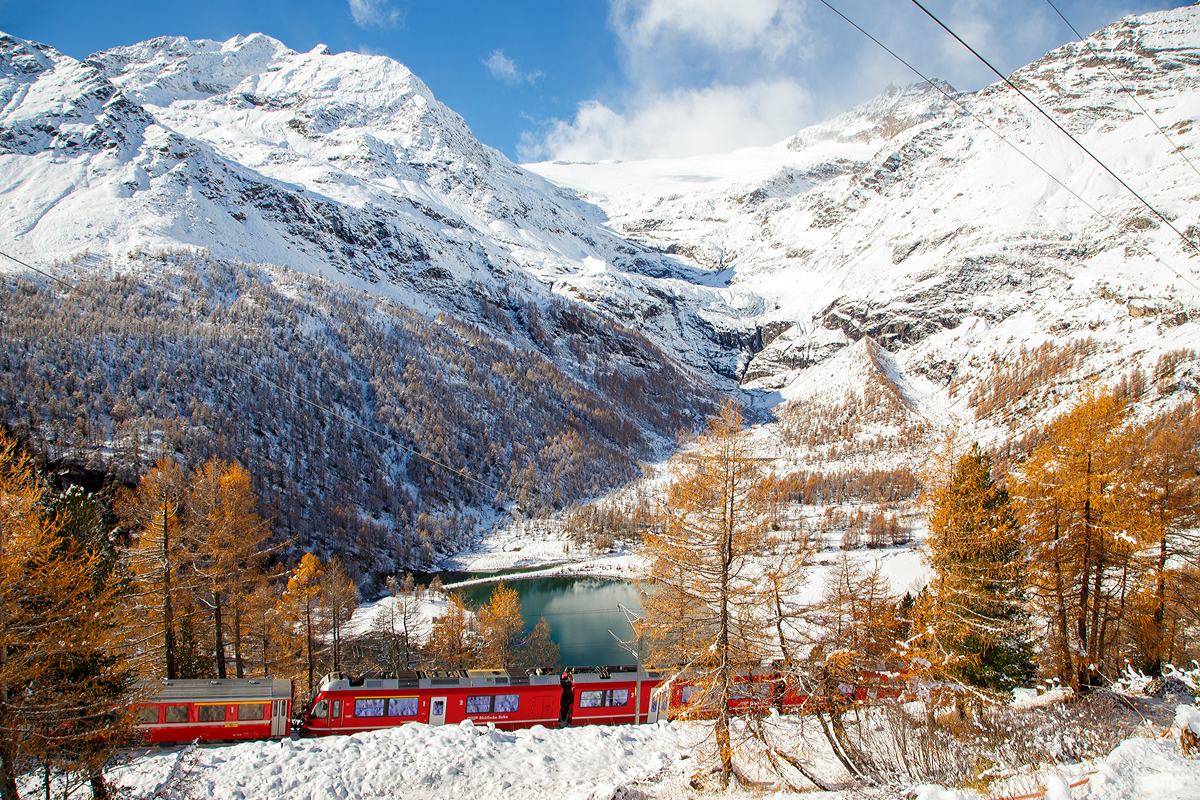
1052,519,1073,688
1150,531,1168,676
305,600,315,696
214,589,227,679
0,705,18,800
88,766,108,800
233,598,244,679
162,500,176,681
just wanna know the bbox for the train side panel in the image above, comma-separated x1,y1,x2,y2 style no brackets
565,667,664,727
133,679,292,744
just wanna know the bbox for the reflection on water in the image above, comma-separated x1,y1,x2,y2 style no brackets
457,577,643,667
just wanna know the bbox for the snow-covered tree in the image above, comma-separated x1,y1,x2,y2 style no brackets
923,444,1033,689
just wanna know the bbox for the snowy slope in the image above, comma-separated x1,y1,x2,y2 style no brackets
0,32,757,381
528,6,1200,433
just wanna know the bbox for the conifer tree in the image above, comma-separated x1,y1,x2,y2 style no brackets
1013,388,1153,689
477,583,526,669
321,557,359,674
428,591,477,670
184,459,272,679
924,445,1033,689
518,616,560,670
115,458,187,678
371,575,423,672
639,400,773,789
281,553,325,697
1133,402,1200,674
0,433,128,800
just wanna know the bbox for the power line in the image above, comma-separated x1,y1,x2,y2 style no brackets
909,0,1200,259
813,0,1200,296
0,248,77,293
1044,0,1200,183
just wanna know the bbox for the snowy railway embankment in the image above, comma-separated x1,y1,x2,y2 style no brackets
103,698,1200,800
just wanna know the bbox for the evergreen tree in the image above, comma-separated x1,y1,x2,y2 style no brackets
428,592,477,670
477,584,526,670
518,616,560,671
924,444,1033,689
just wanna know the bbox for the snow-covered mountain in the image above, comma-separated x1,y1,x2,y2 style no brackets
3,7,1200,572
0,31,757,381
530,5,1200,444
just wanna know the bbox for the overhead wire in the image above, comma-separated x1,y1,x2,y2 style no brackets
0,248,77,293
908,0,1200,260
812,0,1200,296
1044,0,1200,182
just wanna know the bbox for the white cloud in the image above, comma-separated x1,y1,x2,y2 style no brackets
482,50,544,85
348,0,403,29
611,0,808,59
519,80,811,162
521,0,813,161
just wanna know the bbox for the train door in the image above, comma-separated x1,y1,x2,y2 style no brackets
270,700,288,737
645,688,666,723
429,697,447,727
330,699,343,732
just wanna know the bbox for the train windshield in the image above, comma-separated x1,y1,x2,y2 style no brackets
309,699,328,719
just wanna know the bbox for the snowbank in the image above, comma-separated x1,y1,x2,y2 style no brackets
112,720,683,800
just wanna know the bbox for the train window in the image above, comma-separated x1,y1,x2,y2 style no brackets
310,699,328,719
579,691,603,709
354,698,385,717
198,705,226,722
238,703,265,721
465,695,492,715
135,706,158,725
332,700,341,719
493,694,519,713
680,686,698,704
607,689,629,707
387,697,418,717
164,705,189,724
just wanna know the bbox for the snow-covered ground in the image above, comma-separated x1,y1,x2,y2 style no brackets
93,699,1200,800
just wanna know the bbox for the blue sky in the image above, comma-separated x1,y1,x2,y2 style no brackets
0,0,1188,162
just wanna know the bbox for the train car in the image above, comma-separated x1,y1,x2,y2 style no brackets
647,668,776,721
133,678,293,744
562,666,665,726
302,668,561,735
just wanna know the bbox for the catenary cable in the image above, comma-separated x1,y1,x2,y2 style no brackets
0,248,77,292
1045,0,1200,182
909,0,1200,259
813,0,1200,296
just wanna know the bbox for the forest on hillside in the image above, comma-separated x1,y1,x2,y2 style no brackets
0,251,715,585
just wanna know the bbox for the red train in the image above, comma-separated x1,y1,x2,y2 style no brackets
130,664,905,745
133,678,294,744
301,665,667,735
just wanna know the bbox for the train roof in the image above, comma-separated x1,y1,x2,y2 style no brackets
137,678,292,703
564,666,665,684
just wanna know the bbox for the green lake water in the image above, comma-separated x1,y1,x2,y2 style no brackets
454,576,644,667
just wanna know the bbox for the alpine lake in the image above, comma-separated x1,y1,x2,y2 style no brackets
419,570,644,667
